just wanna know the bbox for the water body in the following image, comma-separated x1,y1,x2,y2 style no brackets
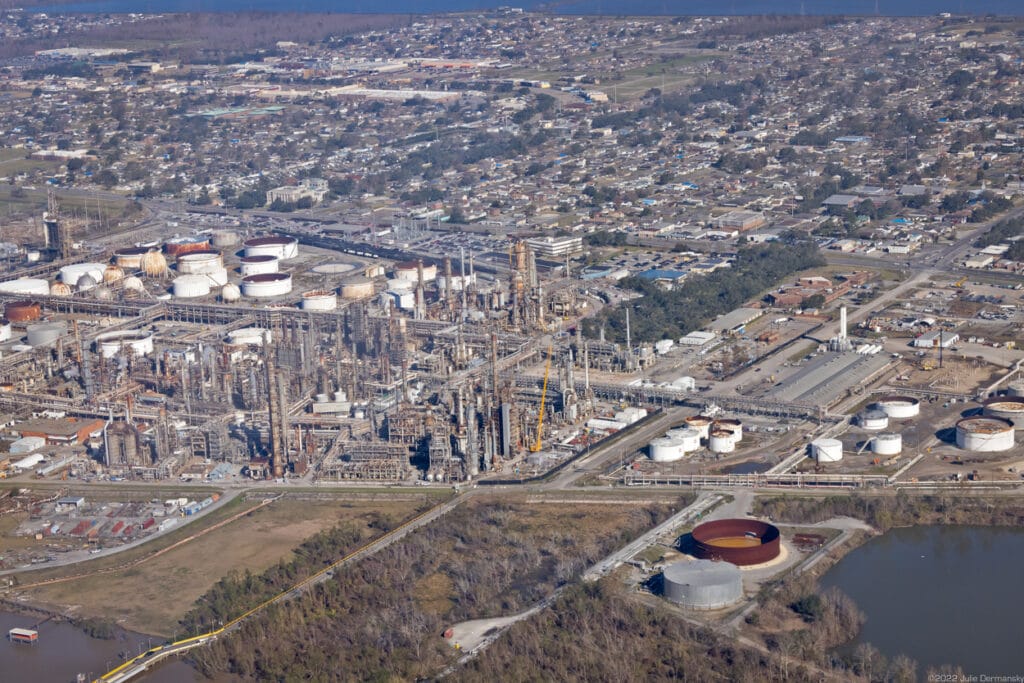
22,0,1024,15
820,525,1024,677
0,610,203,683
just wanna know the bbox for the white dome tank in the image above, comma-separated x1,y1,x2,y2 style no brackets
956,417,1015,452
859,410,889,431
103,265,125,284
871,433,902,456
221,283,241,302
75,273,98,291
709,430,736,454
123,276,145,293
811,438,843,463
665,428,702,452
226,327,270,346
172,275,212,298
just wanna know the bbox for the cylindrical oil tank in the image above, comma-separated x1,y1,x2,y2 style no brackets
386,278,414,293
59,263,105,286
1008,381,1024,398
176,250,224,275
859,409,889,431
872,396,920,419
165,236,211,256
4,300,41,322
684,415,714,440
811,438,843,463
956,417,1015,452
95,330,154,359
26,321,67,347
226,327,270,346
243,235,298,260
0,318,11,342
662,560,743,610
312,262,355,275
709,430,736,454
206,267,228,287
211,230,239,247
49,282,72,297
140,250,169,277
172,275,212,298
0,278,50,296
221,283,241,302
665,428,702,452
871,433,902,456
392,261,437,282
712,419,742,442
364,264,385,279
691,519,781,566
301,290,337,311
649,436,686,462
241,273,292,298
102,265,124,284
983,397,1024,429
114,247,149,269
436,274,475,292
239,255,279,276
341,277,375,300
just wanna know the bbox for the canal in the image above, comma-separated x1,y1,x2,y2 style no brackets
820,525,1024,677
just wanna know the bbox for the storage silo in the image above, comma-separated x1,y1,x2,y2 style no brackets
172,275,212,298
49,281,72,297
176,250,224,275
221,283,241,303
341,277,375,300
301,290,338,311
684,415,714,440
649,437,686,462
240,255,279,276
982,397,1024,430
241,273,292,298
708,430,736,454
871,396,920,419
140,250,169,277
713,418,743,442
662,560,743,610
665,428,702,452
811,438,843,463
243,235,298,260
859,409,889,431
871,433,902,456
956,417,1015,452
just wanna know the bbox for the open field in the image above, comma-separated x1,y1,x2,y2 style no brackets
19,494,433,636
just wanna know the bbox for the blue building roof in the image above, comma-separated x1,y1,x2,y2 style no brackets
637,269,687,281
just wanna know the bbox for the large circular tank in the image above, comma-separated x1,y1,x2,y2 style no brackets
386,278,414,293
176,250,224,275
221,283,241,302
392,261,437,282
172,275,212,298
649,437,687,462
239,255,279,276
871,395,920,419
811,438,843,463
665,428,702,452
871,432,902,456
94,330,154,358
983,397,1024,429
165,236,211,256
0,318,11,342
312,262,356,275
708,430,736,454
662,559,743,610
301,289,337,311
140,250,169,277
26,321,67,347
859,409,889,431
243,235,298,260
114,247,149,269
684,415,714,440
691,519,781,566
75,274,98,292
340,277,375,300
102,265,124,284
241,272,292,298
92,285,113,301
712,418,742,442
4,301,41,322
123,276,145,294
956,417,1015,452
59,263,105,286
49,281,72,297
212,230,240,247
0,278,50,296
226,327,270,346
1008,381,1024,398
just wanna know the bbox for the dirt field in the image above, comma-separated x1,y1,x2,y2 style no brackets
20,495,430,636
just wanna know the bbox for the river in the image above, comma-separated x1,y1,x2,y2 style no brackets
0,610,204,683
820,525,1024,677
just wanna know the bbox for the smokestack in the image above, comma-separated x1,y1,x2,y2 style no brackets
840,305,848,341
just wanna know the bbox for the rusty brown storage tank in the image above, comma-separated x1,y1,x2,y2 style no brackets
4,300,41,323
691,519,781,566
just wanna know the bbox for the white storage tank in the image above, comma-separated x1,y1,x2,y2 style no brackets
243,235,298,260
301,289,338,311
176,250,224,275
684,415,714,440
712,419,742,443
956,417,1015,452
226,327,270,346
205,267,229,287
239,255,279,276
114,247,150,269
26,321,67,347
649,437,686,462
241,273,292,298
983,397,1024,429
386,278,414,293
811,438,843,463
0,278,51,296
221,283,242,303
123,276,145,294
59,263,105,286
172,275,212,298
341,278,375,300
709,430,736,454
436,274,475,291
871,396,920,419
392,260,437,282
859,410,889,431
662,560,743,610
871,433,902,456
0,318,11,342
95,330,154,358
665,428,702,452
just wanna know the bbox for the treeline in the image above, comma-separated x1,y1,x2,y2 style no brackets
583,241,824,343
753,493,1024,531
190,501,676,680
455,579,820,682
976,215,1024,249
